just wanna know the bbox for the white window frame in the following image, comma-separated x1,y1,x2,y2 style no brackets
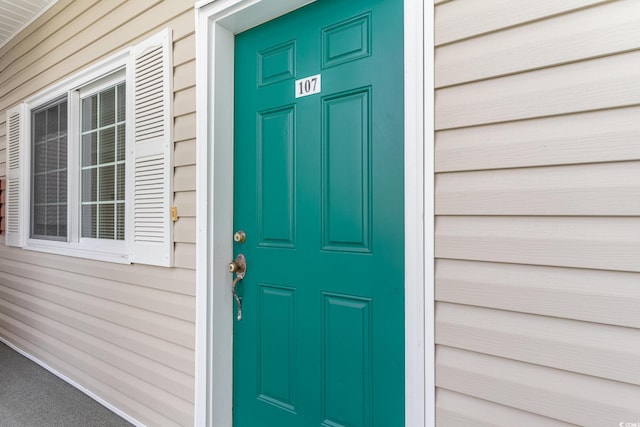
23,51,134,264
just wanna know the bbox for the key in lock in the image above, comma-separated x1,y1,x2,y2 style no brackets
229,254,246,320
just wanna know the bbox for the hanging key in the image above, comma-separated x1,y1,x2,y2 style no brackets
229,254,247,320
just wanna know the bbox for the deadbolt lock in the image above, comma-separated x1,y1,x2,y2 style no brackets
233,230,246,244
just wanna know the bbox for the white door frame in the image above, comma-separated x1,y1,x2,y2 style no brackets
194,0,434,425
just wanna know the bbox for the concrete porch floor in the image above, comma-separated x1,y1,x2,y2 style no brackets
0,342,133,427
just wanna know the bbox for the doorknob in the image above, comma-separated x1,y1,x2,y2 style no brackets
228,256,246,274
229,254,246,320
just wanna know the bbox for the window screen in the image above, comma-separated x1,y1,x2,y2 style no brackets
31,99,68,240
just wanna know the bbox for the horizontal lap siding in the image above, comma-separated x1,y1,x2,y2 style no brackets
435,1,640,425
437,302,640,386
436,259,640,329
0,1,196,426
437,162,640,215
437,216,640,272
434,0,608,46
436,50,640,130
172,28,196,267
436,107,640,172
437,346,640,426
436,0,639,87
436,389,576,427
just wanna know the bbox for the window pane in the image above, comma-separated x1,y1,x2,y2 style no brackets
82,169,97,202
58,206,67,237
99,127,115,163
82,133,97,167
59,136,68,169
117,83,126,122
46,173,58,204
33,206,46,236
59,170,67,203
82,205,96,238
47,139,59,172
98,203,115,239
31,99,67,240
116,203,125,240
59,103,67,137
80,81,125,241
100,87,116,126
46,106,58,137
45,205,57,236
33,174,45,204
99,165,115,201
116,124,126,161
33,110,47,142
82,94,98,132
116,164,125,200
34,142,47,174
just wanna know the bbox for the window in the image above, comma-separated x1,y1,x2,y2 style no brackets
28,69,127,256
5,29,174,266
80,81,126,241
31,98,68,241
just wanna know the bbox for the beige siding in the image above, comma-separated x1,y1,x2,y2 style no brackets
435,1,640,425
174,60,196,92
437,302,640,385
174,190,196,217
435,0,608,46
436,389,576,427
172,26,197,269
436,50,640,130
437,162,640,215
175,165,197,193
435,106,640,172
174,34,195,67
174,87,196,117
436,0,640,87
0,1,196,425
175,139,196,167
436,259,640,329
175,217,197,244
437,346,640,425
174,112,196,142
175,242,196,270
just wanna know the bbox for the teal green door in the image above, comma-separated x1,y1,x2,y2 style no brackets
233,0,403,425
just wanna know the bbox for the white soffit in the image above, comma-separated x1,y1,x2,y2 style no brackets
0,0,57,49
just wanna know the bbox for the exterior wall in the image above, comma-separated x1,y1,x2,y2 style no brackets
0,1,196,425
434,1,640,425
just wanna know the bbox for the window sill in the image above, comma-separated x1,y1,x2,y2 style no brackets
24,239,131,264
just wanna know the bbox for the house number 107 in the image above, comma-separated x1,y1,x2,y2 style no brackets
295,74,321,98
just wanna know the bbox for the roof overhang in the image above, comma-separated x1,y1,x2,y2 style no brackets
0,0,57,49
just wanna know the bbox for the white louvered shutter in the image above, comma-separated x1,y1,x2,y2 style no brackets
5,104,26,247
130,29,173,266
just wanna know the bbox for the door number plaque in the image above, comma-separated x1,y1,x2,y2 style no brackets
295,74,321,98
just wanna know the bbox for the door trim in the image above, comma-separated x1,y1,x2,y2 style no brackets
194,0,434,425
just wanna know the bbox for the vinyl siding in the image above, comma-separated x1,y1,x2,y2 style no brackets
0,1,196,425
436,389,576,427
434,0,609,46
435,1,640,425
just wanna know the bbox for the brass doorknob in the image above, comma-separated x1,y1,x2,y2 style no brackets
228,253,247,275
229,261,240,273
